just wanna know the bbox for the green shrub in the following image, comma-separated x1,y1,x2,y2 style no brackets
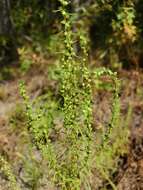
19,1,128,190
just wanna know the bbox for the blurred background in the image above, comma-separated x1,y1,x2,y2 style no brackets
1,0,143,71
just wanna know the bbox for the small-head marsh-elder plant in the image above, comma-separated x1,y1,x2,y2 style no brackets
19,1,122,190
20,0,93,188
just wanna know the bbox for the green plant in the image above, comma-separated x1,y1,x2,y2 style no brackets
0,155,20,190
58,0,94,189
90,67,130,189
19,1,128,190
19,81,57,169
19,0,94,189
93,68,120,143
